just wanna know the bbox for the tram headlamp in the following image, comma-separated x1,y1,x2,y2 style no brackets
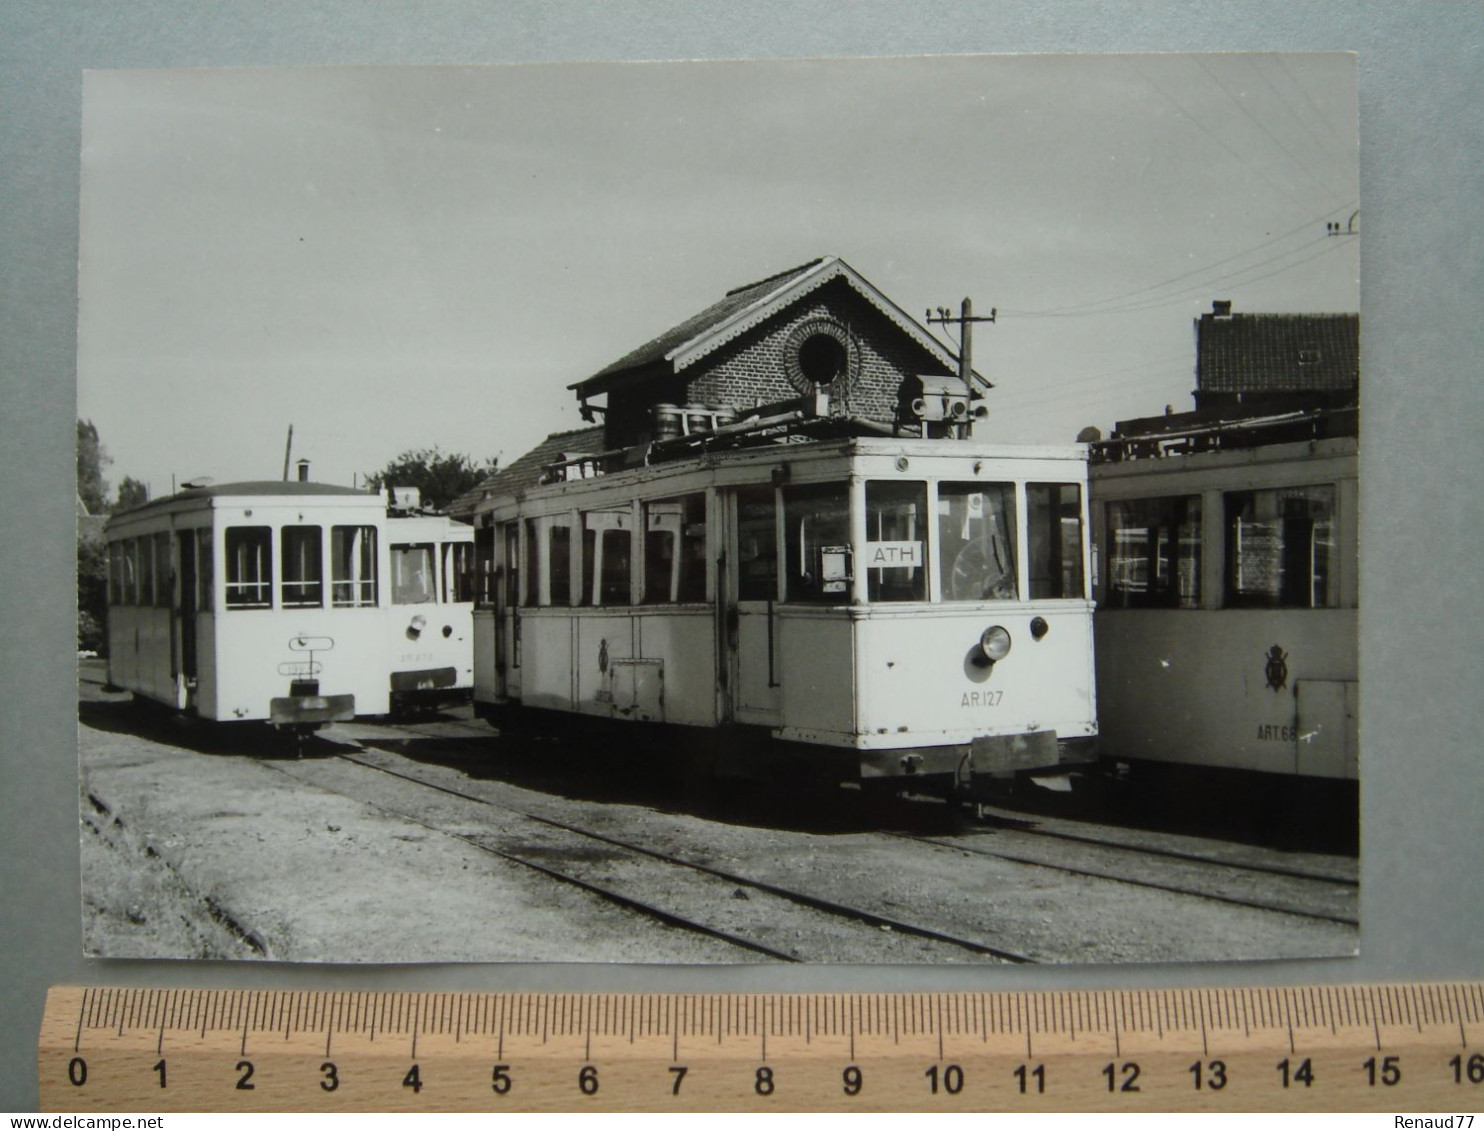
979,625,1012,663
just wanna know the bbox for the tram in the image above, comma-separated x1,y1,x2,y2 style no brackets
1089,409,1359,786
104,480,475,734
385,502,475,712
469,426,1098,794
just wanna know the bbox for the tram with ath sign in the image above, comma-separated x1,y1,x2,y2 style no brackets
469,410,1097,796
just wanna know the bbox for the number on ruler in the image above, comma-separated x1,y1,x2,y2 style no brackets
925,1064,964,1094
1451,1053,1484,1084
1189,1060,1227,1090
235,1061,255,1091
152,1059,166,1089
1014,1064,1046,1094
1103,1062,1141,1093
1277,1057,1314,1088
1363,1056,1401,1087
842,1065,863,1096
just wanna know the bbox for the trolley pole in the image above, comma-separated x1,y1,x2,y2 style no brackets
926,298,996,384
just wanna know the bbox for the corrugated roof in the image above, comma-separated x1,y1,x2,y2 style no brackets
447,426,606,516
1197,312,1359,393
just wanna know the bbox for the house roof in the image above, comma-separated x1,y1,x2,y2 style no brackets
570,255,987,397
1197,311,1359,394
446,426,606,517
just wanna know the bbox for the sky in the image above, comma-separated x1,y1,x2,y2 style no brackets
76,54,1359,497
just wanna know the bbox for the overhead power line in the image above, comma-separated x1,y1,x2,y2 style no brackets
999,201,1357,318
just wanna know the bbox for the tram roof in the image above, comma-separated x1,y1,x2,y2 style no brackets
108,480,380,522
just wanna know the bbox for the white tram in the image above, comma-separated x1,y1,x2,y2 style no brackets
386,508,475,711
1089,416,1359,784
470,436,1098,792
104,480,476,733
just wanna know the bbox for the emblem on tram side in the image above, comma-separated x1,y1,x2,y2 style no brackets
1264,644,1289,692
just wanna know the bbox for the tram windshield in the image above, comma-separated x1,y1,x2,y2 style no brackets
391,543,436,605
864,481,927,601
1027,483,1085,599
938,483,1017,601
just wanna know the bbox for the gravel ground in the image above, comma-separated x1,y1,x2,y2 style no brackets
78,662,1358,965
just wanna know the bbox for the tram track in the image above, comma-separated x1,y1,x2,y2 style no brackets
894,828,1358,926
327,717,1358,945
266,741,1034,964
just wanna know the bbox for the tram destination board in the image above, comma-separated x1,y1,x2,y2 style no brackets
38,984,1484,1111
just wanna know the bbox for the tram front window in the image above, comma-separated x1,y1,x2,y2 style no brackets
282,525,323,608
331,525,378,608
392,543,436,605
1028,483,1085,599
783,483,850,603
864,481,927,601
938,482,1017,601
225,526,273,608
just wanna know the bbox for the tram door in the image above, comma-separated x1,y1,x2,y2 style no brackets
176,530,197,709
724,486,782,726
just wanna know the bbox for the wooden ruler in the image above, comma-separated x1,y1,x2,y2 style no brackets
38,983,1484,1111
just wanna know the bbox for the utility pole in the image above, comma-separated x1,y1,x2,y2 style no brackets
281,424,294,481
926,298,996,384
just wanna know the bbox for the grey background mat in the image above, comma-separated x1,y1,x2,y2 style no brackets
2,1,1480,1112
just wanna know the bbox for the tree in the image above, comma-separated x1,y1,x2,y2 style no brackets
364,448,497,511
77,419,111,515
115,475,150,512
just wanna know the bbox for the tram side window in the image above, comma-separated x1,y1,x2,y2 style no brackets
1225,485,1336,608
473,525,496,609
153,533,172,607
107,542,123,605
643,494,706,604
501,524,519,607
225,526,273,608
197,529,213,612
783,483,851,603
525,515,573,606
281,525,323,608
444,541,476,603
864,481,928,601
115,540,137,606
938,483,1018,601
581,506,632,607
1027,484,1086,599
138,533,156,607
1104,496,1201,609
736,486,779,601
330,525,378,608
392,543,436,605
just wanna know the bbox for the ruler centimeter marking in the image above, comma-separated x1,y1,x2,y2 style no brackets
37,983,1484,1112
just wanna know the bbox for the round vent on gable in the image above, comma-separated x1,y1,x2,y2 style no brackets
782,317,859,396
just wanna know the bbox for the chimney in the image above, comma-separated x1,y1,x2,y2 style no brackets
296,458,311,482
1211,300,1233,318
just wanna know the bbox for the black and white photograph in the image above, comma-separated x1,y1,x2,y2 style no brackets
75,53,1361,965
